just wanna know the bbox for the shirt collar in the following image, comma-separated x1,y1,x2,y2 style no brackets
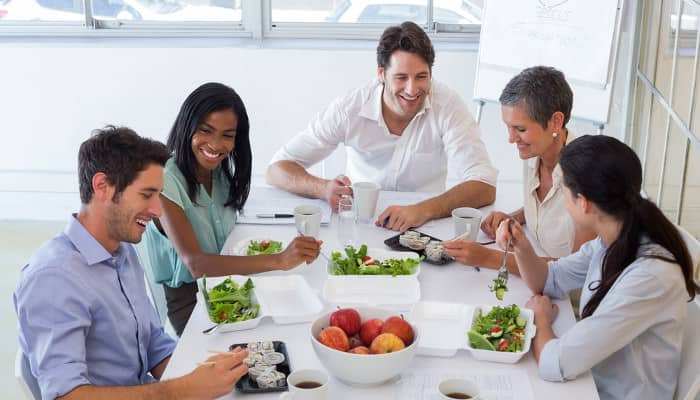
527,129,577,187
358,79,432,126
65,214,125,267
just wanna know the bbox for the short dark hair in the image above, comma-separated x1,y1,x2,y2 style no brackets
499,66,573,129
78,126,170,204
377,21,435,70
166,82,252,210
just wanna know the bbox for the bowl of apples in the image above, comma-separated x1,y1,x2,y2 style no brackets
310,306,419,386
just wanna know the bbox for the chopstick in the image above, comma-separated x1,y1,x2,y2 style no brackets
197,361,217,366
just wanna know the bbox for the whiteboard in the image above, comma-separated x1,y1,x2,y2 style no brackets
474,0,624,125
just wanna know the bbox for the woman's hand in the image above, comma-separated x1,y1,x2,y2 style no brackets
496,218,529,252
443,240,492,267
481,211,510,238
276,236,322,270
526,295,559,326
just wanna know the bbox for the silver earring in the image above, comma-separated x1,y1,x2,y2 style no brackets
552,132,558,138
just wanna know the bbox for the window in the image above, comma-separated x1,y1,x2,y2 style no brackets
0,0,480,41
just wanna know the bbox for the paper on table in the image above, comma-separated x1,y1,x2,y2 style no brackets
395,367,533,400
238,187,331,225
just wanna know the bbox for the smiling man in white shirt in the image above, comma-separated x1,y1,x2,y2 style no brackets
266,21,497,231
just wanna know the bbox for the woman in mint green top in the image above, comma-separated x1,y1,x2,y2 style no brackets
143,83,322,335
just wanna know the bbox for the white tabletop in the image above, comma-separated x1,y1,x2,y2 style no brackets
162,183,599,400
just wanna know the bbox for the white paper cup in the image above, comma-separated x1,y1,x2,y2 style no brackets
352,182,381,223
451,207,482,241
294,205,322,238
437,378,480,399
279,369,329,400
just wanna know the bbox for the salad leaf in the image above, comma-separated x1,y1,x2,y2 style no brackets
330,245,422,276
468,304,527,353
247,239,283,255
202,276,260,323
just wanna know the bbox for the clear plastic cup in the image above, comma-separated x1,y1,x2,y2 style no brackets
337,196,357,248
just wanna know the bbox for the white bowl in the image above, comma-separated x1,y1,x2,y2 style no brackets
310,307,419,386
464,304,536,364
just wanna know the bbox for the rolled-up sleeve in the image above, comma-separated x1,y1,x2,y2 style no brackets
269,96,347,168
15,268,92,399
441,94,498,187
146,307,176,372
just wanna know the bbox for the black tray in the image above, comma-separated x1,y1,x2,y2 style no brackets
384,230,451,265
231,341,291,393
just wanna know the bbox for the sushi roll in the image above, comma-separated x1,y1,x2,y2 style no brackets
425,240,445,263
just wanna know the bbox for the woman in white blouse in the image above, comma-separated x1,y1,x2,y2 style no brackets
445,66,595,272
497,135,697,400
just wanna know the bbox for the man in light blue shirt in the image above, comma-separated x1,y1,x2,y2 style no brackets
14,126,248,400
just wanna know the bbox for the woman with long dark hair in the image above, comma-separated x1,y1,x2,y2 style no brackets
497,135,697,399
143,83,321,336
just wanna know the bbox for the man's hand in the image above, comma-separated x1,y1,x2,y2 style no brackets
481,211,510,239
525,295,559,326
183,347,249,399
375,204,430,232
276,236,322,269
323,175,352,212
442,240,492,267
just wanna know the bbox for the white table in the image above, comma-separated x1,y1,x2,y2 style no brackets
162,184,599,399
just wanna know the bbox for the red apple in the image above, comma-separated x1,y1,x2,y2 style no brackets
369,333,406,354
318,326,349,352
348,346,370,354
349,335,363,349
330,308,361,336
382,315,414,345
360,318,384,346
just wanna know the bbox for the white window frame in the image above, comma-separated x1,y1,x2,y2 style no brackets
0,0,481,45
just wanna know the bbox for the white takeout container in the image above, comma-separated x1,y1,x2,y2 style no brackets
322,276,420,309
199,274,322,333
323,247,422,308
409,301,536,363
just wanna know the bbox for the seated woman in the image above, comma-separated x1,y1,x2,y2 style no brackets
444,66,595,272
143,82,321,336
497,135,697,399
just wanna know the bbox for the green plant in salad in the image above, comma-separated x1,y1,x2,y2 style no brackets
330,244,422,277
489,278,508,300
468,304,527,353
202,276,260,323
247,239,283,255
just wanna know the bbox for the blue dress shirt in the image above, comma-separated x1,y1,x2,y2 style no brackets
539,237,687,400
14,215,176,399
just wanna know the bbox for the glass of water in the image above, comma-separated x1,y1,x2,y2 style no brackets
337,196,357,248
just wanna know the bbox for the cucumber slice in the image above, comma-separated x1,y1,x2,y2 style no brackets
468,330,496,351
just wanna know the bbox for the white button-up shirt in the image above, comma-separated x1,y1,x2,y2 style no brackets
523,131,577,258
540,237,688,400
269,79,498,192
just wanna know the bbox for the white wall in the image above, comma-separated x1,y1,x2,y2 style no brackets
0,34,633,220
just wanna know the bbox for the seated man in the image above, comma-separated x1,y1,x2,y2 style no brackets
266,21,497,232
14,126,248,400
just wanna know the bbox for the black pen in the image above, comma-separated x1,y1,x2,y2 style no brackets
256,213,294,218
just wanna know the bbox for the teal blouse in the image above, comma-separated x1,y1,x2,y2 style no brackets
141,158,237,288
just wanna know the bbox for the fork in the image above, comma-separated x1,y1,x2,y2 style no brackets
497,219,515,284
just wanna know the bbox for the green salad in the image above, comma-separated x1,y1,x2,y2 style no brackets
202,276,260,323
330,244,422,277
468,304,527,353
246,239,283,255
